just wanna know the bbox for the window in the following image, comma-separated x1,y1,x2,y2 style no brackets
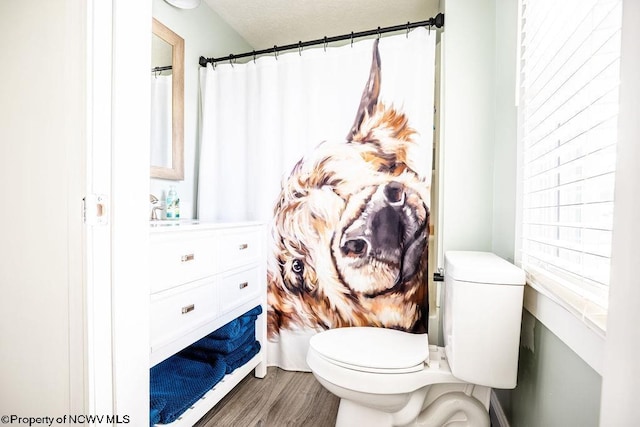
518,0,623,317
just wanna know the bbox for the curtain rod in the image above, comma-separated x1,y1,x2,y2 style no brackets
151,65,172,73
199,12,444,67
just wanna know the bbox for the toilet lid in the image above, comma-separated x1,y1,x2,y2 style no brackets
309,327,429,373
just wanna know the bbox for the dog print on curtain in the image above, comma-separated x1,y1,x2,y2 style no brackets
267,40,430,340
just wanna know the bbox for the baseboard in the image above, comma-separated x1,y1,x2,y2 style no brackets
489,390,510,427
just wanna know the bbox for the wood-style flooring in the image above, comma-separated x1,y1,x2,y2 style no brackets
194,367,340,427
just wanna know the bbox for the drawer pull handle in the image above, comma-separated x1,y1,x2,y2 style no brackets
181,253,195,262
239,243,248,250
239,282,249,289
181,304,195,314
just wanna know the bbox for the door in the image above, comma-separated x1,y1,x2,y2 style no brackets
0,0,151,421
0,0,87,416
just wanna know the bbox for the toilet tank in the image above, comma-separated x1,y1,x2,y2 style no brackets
443,251,525,389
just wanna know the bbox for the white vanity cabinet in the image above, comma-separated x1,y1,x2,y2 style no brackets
149,221,268,426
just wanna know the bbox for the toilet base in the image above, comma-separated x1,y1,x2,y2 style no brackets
337,399,393,427
333,384,491,427
308,343,492,426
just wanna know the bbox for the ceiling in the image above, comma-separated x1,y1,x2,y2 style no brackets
203,0,441,49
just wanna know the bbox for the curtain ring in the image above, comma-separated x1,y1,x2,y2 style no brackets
323,36,328,52
229,54,234,67
253,50,256,63
298,41,303,56
377,27,381,39
406,22,410,38
274,45,278,60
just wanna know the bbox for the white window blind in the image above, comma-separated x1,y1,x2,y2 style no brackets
519,0,622,310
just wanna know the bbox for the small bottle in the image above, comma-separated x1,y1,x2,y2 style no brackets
165,186,180,220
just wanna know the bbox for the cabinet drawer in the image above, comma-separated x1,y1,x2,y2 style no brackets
214,228,262,273
150,280,218,351
218,267,261,313
150,232,217,293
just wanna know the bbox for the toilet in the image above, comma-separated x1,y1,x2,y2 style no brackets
307,251,526,427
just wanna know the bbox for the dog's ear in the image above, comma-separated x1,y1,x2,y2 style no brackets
346,39,381,142
267,269,284,339
267,267,298,339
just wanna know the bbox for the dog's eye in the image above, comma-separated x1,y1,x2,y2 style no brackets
292,259,304,275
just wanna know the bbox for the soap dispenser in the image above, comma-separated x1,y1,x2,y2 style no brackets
165,185,180,220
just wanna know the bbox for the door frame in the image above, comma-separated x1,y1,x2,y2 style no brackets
85,0,151,422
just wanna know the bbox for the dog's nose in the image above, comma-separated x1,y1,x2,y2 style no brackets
340,182,407,262
371,205,404,257
384,181,405,205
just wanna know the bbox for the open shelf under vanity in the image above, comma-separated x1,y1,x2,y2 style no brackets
149,221,268,427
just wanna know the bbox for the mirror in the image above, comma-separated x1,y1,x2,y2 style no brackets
151,18,184,180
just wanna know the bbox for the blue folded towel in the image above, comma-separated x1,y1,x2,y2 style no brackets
208,305,262,340
184,323,255,359
149,397,166,427
150,355,226,424
221,340,261,374
149,307,263,425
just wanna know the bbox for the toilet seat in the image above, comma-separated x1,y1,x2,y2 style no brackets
309,327,429,374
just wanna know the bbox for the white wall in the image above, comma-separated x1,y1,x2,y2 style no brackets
0,0,86,415
491,0,518,262
439,0,518,263
440,0,497,260
150,0,253,219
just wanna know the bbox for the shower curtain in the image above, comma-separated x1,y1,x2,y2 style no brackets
150,74,173,167
199,27,436,370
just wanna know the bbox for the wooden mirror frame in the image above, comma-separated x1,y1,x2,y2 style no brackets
151,18,184,180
